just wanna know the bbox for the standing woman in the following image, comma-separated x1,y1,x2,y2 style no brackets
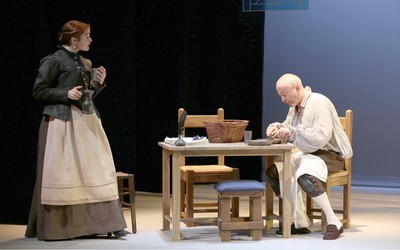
25,20,128,241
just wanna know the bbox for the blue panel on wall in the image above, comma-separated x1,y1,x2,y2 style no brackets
243,0,308,12
262,0,400,187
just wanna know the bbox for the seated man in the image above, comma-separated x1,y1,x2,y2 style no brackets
265,73,353,240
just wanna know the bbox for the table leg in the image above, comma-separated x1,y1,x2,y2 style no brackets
281,150,292,238
162,149,170,230
171,153,181,241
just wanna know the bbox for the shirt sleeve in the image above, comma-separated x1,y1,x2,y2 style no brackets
283,96,334,153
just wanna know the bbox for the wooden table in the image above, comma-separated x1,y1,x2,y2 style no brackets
158,141,296,241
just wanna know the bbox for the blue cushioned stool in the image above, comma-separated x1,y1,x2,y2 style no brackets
215,180,266,242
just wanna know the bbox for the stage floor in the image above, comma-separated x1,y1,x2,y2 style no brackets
1,185,399,249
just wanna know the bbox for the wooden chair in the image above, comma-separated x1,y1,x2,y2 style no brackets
117,172,137,233
265,109,353,234
179,108,240,227
307,109,353,233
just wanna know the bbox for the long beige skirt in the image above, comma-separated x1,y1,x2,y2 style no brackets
25,106,126,240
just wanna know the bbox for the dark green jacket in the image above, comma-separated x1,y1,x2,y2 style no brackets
33,46,105,120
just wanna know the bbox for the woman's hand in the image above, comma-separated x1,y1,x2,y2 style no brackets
96,66,106,85
68,86,83,100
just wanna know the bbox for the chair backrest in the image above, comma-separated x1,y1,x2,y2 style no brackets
339,109,353,172
178,108,224,130
178,108,225,165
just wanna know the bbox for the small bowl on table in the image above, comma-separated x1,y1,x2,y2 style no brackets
246,138,282,146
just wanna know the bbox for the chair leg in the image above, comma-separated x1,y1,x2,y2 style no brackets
249,196,254,237
128,174,137,234
250,196,262,240
306,195,314,225
219,196,231,242
117,173,137,234
231,169,240,217
231,197,239,218
278,197,283,230
343,183,350,229
180,178,185,214
185,170,195,227
117,178,124,202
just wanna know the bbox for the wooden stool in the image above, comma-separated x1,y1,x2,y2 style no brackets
180,166,240,227
215,180,265,242
117,172,137,234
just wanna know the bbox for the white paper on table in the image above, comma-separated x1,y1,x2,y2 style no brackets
164,137,209,145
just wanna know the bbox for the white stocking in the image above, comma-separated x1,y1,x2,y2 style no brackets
312,193,342,229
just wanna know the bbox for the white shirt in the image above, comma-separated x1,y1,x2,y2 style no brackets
278,86,353,159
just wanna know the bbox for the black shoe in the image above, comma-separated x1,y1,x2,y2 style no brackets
111,230,130,238
276,223,311,235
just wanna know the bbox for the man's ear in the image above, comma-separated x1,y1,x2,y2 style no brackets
294,82,300,91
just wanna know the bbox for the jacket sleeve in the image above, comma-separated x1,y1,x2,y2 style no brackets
32,56,69,103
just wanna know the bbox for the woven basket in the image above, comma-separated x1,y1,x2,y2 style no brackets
204,120,249,143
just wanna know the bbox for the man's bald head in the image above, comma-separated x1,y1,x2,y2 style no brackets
275,73,305,107
276,73,303,89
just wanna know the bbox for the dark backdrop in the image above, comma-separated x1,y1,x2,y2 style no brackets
0,0,264,224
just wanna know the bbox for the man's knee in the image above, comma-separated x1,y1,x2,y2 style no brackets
297,174,325,197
